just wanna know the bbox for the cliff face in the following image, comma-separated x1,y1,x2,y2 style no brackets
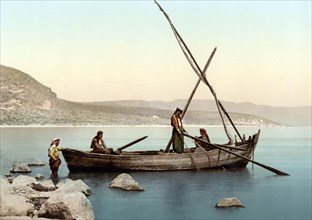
1,65,58,124
0,65,169,125
0,65,282,126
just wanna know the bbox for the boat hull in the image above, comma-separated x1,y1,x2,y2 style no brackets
62,130,260,172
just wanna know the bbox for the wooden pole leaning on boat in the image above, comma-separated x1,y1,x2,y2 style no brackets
218,101,243,141
116,136,148,154
164,48,217,152
184,133,290,176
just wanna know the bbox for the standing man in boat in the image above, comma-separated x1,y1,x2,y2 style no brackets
171,108,185,153
49,138,63,177
90,130,112,154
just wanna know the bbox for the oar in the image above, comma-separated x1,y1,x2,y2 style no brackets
116,136,148,153
155,1,243,142
184,133,290,176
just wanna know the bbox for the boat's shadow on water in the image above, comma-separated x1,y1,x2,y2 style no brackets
65,167,254,191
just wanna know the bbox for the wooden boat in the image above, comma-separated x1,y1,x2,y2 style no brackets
61,2,289,176
62,130,260,172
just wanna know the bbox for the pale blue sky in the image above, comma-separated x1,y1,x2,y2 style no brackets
1,0,311,107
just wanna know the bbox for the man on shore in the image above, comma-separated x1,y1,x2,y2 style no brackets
49,138,63,177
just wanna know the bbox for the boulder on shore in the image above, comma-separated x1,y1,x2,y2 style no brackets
34,174,44,180
0,193,34,217
0,178,34,217
28,180,56,192
10,162,31,173
110,173,144,191
38,192,95,220
4,173,12,178
56,178,91,196
0,217,56,220
215,197,245,208
11,175,36,188
6,177,14,184
1,176,94,220
1,178,12,198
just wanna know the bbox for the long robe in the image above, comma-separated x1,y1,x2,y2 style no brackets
171,114,184,153
172,129,184,153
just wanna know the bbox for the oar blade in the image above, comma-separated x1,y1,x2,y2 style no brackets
259,163,290,176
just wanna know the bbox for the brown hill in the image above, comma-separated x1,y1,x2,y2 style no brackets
0,65,283,126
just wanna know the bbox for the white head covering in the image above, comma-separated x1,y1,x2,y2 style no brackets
50,138,60,147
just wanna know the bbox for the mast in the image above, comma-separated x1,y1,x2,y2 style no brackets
181,47,217,119
164,47,217,152
154,0,234,142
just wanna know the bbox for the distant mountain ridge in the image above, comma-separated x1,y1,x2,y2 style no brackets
1,65,310,126
93,99,311,126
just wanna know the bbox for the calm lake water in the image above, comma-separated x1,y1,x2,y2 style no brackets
0,126,311,220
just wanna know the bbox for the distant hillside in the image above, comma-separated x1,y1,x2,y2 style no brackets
94,99,311,126
0,65,295,126
0,65,168,126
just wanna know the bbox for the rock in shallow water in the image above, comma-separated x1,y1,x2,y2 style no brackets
110,173,144,191
10,162,31,173
28,161,45,166
215,197,245,208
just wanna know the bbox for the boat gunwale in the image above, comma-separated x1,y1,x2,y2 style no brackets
63,130,259,157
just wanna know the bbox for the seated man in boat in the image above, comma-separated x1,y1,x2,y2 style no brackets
90,130,112,154
195,128,213,150
171,108,185,153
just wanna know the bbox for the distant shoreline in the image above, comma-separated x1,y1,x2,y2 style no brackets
0,124,287,128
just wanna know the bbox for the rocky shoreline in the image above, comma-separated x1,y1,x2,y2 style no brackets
0,172,147,220
0,159,146,220
0,175,94,220
1,161,245,219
